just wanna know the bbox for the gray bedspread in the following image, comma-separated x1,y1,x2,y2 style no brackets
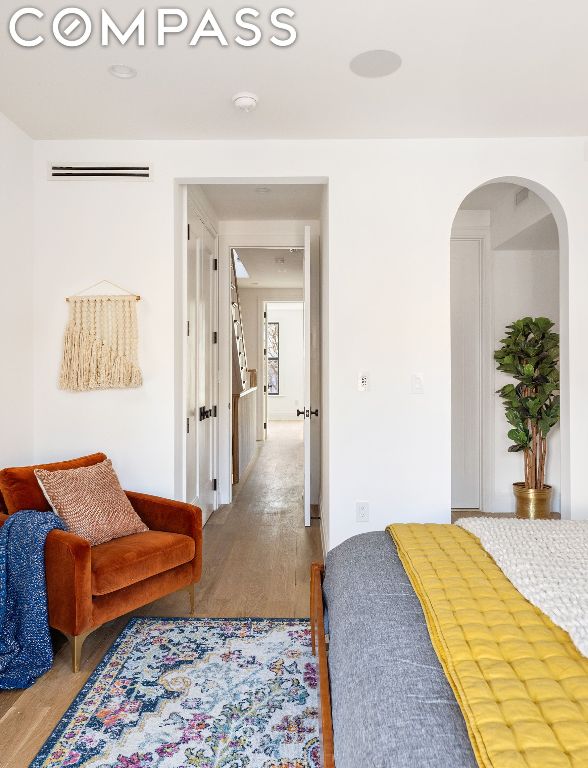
323,531,476,768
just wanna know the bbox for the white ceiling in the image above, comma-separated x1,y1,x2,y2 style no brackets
496,214,559,251
203,184,323,220
3,1,588,139
459,183,518,210
459,181,560,249
235,248,303,288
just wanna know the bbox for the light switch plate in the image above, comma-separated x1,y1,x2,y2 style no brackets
411,373,424,394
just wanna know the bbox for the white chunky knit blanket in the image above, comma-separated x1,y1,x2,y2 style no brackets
456,518,588,657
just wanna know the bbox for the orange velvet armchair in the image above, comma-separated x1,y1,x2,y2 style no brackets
0,452,203,672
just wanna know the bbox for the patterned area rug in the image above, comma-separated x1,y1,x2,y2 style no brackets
32,618,320,768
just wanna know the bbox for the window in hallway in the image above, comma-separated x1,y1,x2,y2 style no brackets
267,321,279,395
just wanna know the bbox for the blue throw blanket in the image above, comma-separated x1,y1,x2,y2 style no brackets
0,510,66,689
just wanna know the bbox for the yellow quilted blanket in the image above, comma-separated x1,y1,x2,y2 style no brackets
387,523,588,768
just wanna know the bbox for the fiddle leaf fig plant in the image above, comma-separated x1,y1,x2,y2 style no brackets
494,317,559,489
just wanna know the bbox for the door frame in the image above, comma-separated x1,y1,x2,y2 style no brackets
174,178,327,517
450,217,493,511
262,299,307,434
218,221,319,505
176,185,220,522
259,297,268,441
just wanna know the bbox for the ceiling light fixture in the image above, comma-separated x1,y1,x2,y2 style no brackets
255,186,271,194
349,49,402,78
108,64,137,79
232,91,258,112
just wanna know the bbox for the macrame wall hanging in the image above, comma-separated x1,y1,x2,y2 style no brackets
59,281,143,392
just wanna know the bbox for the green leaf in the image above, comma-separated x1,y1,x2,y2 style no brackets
495,316,559,456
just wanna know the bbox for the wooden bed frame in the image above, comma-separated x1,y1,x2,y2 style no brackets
310,562,335,768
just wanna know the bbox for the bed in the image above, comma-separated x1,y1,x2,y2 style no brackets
311,532,476,768
310,524,588,768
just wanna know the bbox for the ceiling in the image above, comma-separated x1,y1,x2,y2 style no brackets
2,1,588,139
459,183,518,211
459,181,559,249
235,248,303,288
496,214,559,251
203,184,323,220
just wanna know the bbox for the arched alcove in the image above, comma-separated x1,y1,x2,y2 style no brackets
450,177,569,517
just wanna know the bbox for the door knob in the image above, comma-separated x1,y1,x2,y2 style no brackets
310,409,319,417
296,409,305,417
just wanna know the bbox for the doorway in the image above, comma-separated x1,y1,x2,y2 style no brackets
184,190,219,524
230,232,315,527
450,179,566,514
176,181,325,533
265,301,304,423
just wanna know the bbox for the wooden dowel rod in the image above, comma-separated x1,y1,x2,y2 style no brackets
66,295,141,302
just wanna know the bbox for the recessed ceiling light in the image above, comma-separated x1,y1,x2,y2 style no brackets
350,50,402,78
108,64,137,79
256,186,271,194
232,92,258,112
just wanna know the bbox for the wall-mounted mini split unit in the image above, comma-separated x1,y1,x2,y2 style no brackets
49,163,151,181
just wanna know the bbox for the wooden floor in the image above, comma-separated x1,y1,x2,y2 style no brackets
0,420,322,767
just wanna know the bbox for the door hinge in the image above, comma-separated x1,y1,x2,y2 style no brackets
187,223,190,240
213,258,218,270
186,320,190,336
186,417,190,434
212,405,217,417
264,385,267,393
213,478,217,491
263,311,267,318
213,331,218,344
263,348,267,356
264,422,267,430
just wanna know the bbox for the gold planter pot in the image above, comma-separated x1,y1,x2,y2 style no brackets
513,482,552,519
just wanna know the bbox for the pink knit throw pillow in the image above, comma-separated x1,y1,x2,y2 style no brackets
34,459,148,546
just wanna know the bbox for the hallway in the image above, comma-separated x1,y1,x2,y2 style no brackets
0,422,323,766
195,419,323,617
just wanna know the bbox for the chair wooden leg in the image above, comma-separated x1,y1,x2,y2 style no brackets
65,630,91,673
187,583,196,616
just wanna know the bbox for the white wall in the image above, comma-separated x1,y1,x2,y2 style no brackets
33,154,176,495
239,287,303,435
0,114,33,469
266,302,304,420
29,136,588,550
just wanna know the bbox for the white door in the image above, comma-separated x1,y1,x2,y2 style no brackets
451,238,482,509
197,226,218,519
263,305,268,440
186,223,198,504
303,226,311,526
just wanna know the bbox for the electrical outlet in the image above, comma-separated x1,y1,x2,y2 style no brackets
356,501,369,522
358,372,369,392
